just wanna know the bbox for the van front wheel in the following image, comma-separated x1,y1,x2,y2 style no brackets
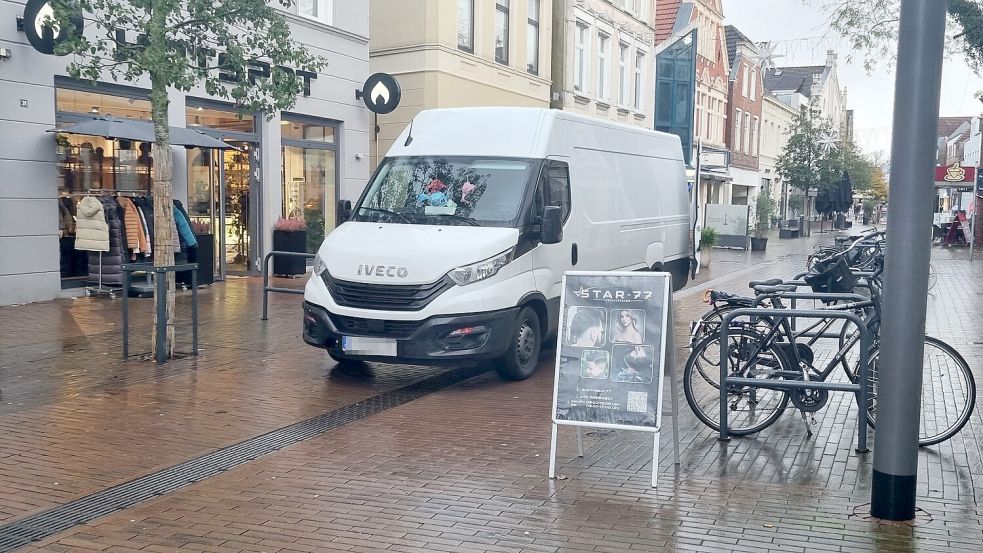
494,307,542,381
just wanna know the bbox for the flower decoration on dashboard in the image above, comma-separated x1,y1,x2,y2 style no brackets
460,181,476,205
426,178,447,194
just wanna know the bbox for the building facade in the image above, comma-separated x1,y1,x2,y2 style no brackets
0,1,370,305
724,25,762,207
551,0,655,126
370,0,553,167
760,94,799,218
656,0,731,205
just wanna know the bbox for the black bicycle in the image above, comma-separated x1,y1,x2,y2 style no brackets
684,256,975,446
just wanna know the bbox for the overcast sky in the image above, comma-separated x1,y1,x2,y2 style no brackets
725,0,983,159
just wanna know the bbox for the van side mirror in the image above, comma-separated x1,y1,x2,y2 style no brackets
541,206,563,244
337,200,353,223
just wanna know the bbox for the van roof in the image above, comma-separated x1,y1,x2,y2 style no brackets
386,107,684,160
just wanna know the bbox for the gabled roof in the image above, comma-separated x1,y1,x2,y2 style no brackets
763,66,828,96
938,117,972,140
724,25,753,67
655,0,684,45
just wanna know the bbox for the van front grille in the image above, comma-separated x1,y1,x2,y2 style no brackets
321,272,453,311
330,315,424,338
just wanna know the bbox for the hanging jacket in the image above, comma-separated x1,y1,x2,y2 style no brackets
88,197,125,285
173,205,198,249
58,198,75,236
74,196,110,252
134,204,151,257
134,197,155,248
116,196,145,255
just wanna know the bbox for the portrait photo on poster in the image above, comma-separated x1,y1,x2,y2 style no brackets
610,308,645,344
580,350,611,380
612,344,655,384
565,306,607,348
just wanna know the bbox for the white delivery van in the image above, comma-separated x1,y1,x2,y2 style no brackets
303,107,694,380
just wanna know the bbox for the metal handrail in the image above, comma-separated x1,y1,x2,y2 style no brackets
718,307,872,453
261,251,315,320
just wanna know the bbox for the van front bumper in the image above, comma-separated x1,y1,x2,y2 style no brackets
303,301,519,363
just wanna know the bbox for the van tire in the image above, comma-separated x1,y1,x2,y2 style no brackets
494,307,542,381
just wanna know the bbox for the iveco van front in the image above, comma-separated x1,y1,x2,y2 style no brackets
302,154,562,380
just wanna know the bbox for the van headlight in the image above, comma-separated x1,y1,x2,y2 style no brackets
448,248,515,286
313,254,327,276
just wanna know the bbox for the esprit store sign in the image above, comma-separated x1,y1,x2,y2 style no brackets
113,29,318,97
18,2,317,96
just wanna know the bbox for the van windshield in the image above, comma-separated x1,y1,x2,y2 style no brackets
353,156,537,227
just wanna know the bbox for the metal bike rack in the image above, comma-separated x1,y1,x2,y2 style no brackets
261,251,315,321
752,291,869,340
121,263,199,364
717,306,873,453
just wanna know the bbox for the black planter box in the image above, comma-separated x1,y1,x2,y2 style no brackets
273,230,308,276
177,233,215,287
750,237,768,251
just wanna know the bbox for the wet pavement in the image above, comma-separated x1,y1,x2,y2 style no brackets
0,229,981,552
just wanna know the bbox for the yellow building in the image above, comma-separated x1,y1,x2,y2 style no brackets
370,0,553,167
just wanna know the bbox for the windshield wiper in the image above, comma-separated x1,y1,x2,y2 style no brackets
357,207,413,224
434,214,480,226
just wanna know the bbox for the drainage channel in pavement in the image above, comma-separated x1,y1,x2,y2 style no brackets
0,364,490,552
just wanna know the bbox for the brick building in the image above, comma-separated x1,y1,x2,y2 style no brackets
724,25,762,206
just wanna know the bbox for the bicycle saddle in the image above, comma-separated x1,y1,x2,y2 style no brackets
707,290,754,304
753,284,798,294
748,278,783,288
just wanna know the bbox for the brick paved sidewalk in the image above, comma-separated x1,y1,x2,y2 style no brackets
1,229,981,552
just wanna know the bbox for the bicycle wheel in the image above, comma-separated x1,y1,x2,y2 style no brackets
684,328,791,435
691,303,740,346
927,263,937,291
863,336,976,446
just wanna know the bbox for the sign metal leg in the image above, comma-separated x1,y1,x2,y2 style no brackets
548,423,558,479
576,427,584,458
652,432,661,488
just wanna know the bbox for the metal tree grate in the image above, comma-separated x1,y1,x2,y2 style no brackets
0,364,489,551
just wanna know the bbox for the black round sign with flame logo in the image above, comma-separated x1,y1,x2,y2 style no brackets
23,0,82,56
360,73,401,114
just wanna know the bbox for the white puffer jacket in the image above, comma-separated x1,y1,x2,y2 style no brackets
74,196,110,252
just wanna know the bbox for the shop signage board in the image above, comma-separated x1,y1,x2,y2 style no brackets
21,0,82,55
704,203,750,249
934,163,976,187
358,73,402,115
548,271,680,488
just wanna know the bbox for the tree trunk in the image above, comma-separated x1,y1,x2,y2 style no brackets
149,80,175,358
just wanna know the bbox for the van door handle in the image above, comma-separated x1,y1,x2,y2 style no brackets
571,243,578,266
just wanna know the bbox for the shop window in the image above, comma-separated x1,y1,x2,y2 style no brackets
187,105,256,134
281,117,339,254
56,88,151,120
281,120,335,143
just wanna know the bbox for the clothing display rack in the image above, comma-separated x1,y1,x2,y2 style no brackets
72,189,152,299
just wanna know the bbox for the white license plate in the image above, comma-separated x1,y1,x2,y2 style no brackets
341,336,397,356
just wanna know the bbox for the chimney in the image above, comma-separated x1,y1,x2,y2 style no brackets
826,50,837,67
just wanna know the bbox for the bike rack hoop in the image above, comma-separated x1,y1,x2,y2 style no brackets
716,307,873,453
261,251,316,320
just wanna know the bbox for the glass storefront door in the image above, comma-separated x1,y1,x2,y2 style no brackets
186,141,258,279
222,143,257,274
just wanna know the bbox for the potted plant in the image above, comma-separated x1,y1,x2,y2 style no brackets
272,216,308,276
751,192,776,251
699,227,718,268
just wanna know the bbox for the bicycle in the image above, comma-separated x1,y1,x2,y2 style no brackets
684,254,975,446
